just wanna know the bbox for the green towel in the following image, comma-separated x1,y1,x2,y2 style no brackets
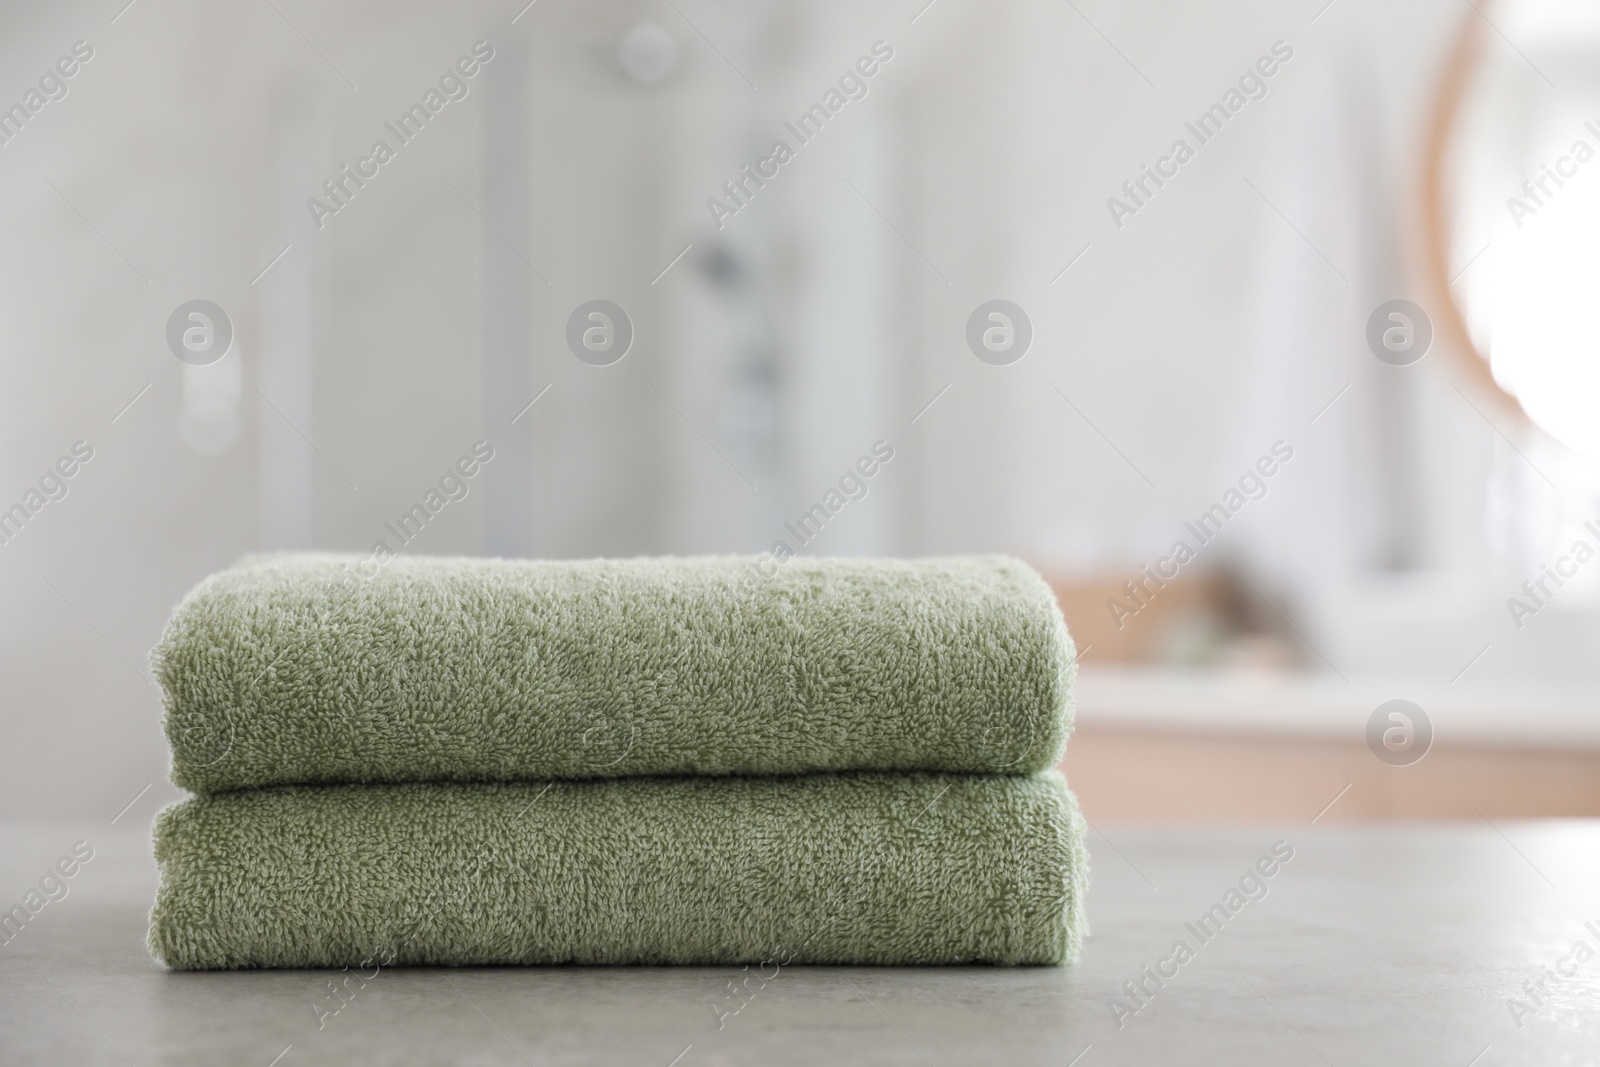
154,554,1075,792
148,772,1087,969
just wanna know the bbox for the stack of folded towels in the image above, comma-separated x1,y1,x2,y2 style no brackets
147,554,1087,969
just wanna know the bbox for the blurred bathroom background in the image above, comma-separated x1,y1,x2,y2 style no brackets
4,0,1599,822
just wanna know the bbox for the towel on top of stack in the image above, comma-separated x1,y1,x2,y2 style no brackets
147,554,1088,969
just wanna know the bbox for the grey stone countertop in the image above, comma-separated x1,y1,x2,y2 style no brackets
3,818,1598,1066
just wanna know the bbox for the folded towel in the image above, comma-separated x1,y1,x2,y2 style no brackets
154,554,1075,792
148,771,1087,968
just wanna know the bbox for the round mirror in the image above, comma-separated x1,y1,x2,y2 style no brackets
1425,0,1600,462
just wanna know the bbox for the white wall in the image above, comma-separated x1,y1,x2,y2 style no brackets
0,0,1545,821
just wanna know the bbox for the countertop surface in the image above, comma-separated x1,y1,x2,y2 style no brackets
1073,665,1600,749
3,818,1598,1066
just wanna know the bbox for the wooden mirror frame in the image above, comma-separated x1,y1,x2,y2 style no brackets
1418,0,1532,424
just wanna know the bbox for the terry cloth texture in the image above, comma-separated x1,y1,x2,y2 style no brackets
153,553,1075,792
149,772,1088,970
